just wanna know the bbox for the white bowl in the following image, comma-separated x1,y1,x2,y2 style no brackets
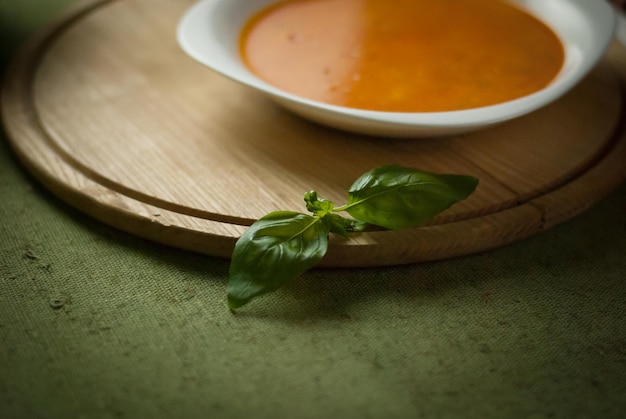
177,0,616,138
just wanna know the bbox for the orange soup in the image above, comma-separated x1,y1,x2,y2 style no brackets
239,0,564,112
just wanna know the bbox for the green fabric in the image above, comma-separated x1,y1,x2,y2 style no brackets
0,0,76,69
1,2,626,418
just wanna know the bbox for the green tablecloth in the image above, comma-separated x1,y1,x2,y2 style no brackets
2,2,625,418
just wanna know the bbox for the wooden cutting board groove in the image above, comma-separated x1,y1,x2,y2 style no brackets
2,0,626,267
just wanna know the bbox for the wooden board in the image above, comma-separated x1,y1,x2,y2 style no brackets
3,0,626,267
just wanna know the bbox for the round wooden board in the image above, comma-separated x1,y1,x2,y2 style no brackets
3,0,626,267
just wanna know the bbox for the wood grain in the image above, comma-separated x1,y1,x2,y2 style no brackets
2,0,626,267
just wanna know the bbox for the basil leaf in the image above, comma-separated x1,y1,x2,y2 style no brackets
304,190,334,215
343,165,478,230
323,213,369,237
227,211,330,309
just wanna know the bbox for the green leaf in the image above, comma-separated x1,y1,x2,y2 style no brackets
304,190,334,215
322,213,369,237
227,211,330,309
225,164,479,310
342,165,478,230
305,191,368,236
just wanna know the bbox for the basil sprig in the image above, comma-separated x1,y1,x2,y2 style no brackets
228,165,478,309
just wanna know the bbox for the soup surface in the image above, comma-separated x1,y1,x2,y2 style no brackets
239,0,565,112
